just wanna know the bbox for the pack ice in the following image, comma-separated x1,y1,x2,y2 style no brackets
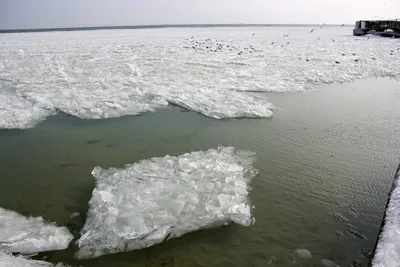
76,147,257,259
3,27,398,129
0,207,73,254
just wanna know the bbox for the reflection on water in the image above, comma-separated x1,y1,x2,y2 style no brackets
0,78,399,266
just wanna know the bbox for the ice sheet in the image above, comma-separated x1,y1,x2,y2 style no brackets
0,208,73,254
75,147,257,259
372,167,400,267
1,27,399,128
0,251,71,267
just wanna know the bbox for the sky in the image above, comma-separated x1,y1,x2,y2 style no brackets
0,0,399,29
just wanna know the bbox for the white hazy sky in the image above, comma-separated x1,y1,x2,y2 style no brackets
0,0,399,29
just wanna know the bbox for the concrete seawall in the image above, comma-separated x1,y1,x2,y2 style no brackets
353,20,400,38
371,163,400,267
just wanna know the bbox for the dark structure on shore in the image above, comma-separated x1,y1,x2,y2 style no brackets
353,20,400,38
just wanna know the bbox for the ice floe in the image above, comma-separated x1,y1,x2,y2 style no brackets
294,248,312,260
0,251,51,267
0,251,71,267
0,208,73,254
372,167,400,267
76,147,257,259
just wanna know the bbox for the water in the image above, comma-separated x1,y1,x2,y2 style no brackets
0,77,399,266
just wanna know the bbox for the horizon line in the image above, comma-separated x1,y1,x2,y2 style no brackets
0,23,353,33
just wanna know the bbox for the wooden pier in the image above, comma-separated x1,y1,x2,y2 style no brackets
353,20,400,38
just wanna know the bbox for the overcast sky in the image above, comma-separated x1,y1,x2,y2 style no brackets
0,0,399,29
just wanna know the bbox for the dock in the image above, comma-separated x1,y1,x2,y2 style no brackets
353,20,400,38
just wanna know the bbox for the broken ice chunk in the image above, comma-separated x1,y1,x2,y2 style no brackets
0,207,73,254
0,251,72,267
76,146,257,259
0,251,52,267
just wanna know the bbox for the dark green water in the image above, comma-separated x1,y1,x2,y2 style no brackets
0,78,399,267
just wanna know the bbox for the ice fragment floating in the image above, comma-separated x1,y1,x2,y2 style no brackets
76,147,257,259
0,207,73,254
0,251,73,267
0,251,51,267
294,248,312,260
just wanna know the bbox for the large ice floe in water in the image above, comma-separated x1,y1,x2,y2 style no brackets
75,147,257,259
372,167,400,267
1,27,399,128
0,251,49,267
0,251,71,267
0,207,73,254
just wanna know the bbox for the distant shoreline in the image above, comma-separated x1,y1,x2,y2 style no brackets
0,24,351,34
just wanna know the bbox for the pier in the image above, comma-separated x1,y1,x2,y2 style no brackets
353,20,400,38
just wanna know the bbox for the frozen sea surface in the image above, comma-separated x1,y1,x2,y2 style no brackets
372,167,400,267
1,27,399,128
76,147,257,259
0,208,73,254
